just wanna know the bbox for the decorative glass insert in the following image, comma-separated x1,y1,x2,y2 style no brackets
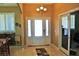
34,20,43,36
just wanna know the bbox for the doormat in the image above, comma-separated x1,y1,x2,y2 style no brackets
36,48,49,56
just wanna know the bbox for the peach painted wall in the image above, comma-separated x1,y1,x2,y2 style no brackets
52,3,79,46
23,3,53,19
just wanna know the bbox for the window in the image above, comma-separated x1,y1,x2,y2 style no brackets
0,13,5,32
6,13,15,32
62,16,68,29
62,16,68,35
0,13,15,33
28,20,31,37
34,20,43,36
46,20,48,36
70,15,75,29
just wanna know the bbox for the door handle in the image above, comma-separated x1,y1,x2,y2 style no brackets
43,29,45,33
43,29,46,35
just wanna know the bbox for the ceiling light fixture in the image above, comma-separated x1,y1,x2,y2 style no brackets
36,5,47,12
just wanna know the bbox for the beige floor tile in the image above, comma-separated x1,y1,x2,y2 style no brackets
10,45,66,56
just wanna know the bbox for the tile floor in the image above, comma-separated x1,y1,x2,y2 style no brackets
10,44,66,56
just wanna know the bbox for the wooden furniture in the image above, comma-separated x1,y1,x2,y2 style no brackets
0,39,10,56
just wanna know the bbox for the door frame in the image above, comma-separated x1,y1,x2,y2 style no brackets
25,16,51,46
58,7,79,55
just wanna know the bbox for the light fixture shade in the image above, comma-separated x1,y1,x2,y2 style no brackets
36,5,47,12
36,8,40,11
40,6,44,10
44,8,47,11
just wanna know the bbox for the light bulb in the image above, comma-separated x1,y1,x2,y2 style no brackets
40,6,44,10
36,8,40,11
44,8,47,11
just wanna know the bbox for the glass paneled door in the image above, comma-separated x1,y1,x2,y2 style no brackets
60,13,77,55
26,18,51,46
60,14,70,55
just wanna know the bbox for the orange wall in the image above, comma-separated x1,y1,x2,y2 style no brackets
52,3,79,46
23,4,53,19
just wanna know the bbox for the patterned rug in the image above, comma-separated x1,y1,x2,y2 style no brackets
36,48,49,56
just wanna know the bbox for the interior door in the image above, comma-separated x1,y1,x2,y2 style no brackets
27,18,51,46
60,14,70,55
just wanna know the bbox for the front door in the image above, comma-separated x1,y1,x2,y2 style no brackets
26,17,51,46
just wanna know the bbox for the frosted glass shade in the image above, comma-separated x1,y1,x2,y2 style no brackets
40,6,44,10
44,8,47,11
36,8,40,11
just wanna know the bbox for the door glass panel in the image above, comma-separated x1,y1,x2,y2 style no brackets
46,20,48,36
28,20,31,37
61,16,68,50
70,15,75,29
34,20,42,36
